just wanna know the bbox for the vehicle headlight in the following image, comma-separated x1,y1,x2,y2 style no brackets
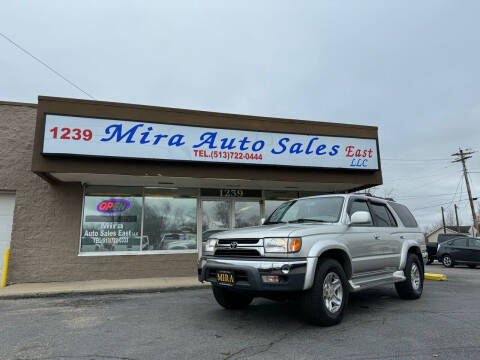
264,237,302,253
205,238,218,252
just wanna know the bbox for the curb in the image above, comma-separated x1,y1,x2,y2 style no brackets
0,284,209,300
425,273,447,281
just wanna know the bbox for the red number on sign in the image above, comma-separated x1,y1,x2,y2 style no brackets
83,129,93,141
49,127,92,141
60,128,71,139
72,128,82,140
50,127,58,138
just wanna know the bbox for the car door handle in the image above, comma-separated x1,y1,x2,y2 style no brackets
374,234,380,240
400,235,406,239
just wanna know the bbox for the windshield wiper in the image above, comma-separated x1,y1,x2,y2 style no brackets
263,221,286,225
288,219,328,223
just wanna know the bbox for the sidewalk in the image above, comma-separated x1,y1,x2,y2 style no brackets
0,276,209,299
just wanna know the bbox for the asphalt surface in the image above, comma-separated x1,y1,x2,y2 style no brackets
1,264,479,360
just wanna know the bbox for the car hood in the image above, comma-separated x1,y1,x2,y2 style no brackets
214,223,344,239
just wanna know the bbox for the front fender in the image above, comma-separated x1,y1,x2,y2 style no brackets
303,240,352,290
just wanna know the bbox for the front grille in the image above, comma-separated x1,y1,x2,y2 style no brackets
214,249,261,257
218,238,260,245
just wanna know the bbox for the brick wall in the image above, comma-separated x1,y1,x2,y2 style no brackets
0,102,196,283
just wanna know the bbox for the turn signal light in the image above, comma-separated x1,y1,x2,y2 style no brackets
262,275,280,283
288,238,302,252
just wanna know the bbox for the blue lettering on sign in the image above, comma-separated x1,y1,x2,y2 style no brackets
101,124,144,143
350,158,369,167
97,123,349,163
168,134,186,147
193,132,217,149
271,137,290,154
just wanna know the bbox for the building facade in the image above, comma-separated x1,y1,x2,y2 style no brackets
0,97,382,284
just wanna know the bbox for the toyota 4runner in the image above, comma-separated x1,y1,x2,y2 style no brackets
198,194,427,326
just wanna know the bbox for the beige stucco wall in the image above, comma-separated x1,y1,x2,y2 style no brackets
0,102,196,284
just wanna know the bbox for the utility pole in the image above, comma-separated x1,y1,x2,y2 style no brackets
454,204,460,232
451,148,479,233
441,206,446,234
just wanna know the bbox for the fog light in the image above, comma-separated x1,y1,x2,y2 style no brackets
281,265,290,274
262,275,280,283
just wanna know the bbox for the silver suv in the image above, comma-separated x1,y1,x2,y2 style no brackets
198,194,427,326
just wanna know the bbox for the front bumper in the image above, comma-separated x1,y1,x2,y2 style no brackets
198,256,307,292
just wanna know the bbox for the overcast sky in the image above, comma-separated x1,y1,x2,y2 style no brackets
2,1,480,230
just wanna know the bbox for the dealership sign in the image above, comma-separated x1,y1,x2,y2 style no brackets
42,114,379,170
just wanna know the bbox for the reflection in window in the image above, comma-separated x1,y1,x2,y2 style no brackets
234,201,260,228
143,197,197,251
202,200,229,239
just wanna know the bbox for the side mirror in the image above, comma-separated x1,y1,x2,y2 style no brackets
350,211,372,225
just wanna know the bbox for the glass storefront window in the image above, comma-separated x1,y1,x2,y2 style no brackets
80,186,198,254
143,196,197,251
80,187,143,253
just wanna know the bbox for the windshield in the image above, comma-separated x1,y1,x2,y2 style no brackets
265,196,344,224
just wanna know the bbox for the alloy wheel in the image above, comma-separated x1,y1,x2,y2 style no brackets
322,272,343,313
443,255,452,267
410,263,421,290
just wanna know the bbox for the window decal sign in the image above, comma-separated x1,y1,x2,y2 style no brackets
96,199,131,214
43,114,379,170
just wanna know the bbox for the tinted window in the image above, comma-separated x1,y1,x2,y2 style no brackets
389,202,418,228
469,238,480,249
369,202,396,227
349,200,373,226
453,238,467,247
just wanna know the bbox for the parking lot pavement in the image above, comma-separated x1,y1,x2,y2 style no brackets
1,267,479,360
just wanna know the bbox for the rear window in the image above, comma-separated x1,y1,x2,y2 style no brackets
369,202,397,227
389,202,418,228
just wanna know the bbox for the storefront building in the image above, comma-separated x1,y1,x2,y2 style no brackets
0,97,382,283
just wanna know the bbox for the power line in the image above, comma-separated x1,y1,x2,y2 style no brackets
0,32,95,100
382,158,449,162
386,164,458,183
396,191,469,200
411,198,472,212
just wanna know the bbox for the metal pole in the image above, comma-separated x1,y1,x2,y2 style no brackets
441,206,446,234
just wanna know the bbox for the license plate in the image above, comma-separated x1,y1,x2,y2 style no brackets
216,270,235,286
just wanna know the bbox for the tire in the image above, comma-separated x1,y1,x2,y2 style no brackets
395,253,424,300
468,265,477,269
301,258,349,326
442,254,454,268
212,285,253,309
426,257,434,265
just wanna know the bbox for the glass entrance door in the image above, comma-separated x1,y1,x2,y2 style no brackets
200,198,262,243
233,200,261,228
201,199,230,242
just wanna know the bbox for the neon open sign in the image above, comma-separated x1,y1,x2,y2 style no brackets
97,199,130,214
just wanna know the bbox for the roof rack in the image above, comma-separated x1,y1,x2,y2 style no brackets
354,191,396,202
